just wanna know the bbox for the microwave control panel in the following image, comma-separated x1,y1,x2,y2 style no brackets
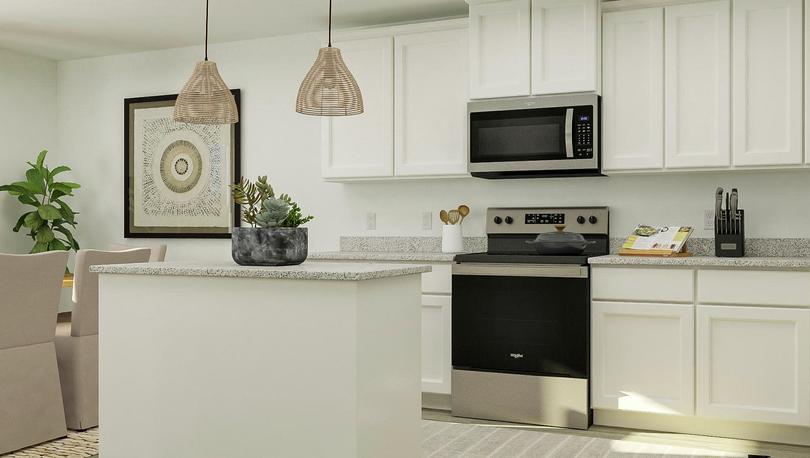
574,107,594,159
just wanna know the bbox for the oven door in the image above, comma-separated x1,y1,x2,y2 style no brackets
451,263,589,379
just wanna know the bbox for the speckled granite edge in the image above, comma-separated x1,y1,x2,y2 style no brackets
91,262,431,281
610,237,810,257
340,236,487,254
590,255,810,270
309,251,458,262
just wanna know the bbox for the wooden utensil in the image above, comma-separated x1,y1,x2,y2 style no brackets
448,210,460,225
457,205,470,224
439,210,449,225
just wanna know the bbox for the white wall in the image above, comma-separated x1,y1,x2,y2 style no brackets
0,48,58,254
56,30,810,262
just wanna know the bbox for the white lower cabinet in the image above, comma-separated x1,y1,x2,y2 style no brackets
592,301,694,415
696,304,810,426
420,294,452,394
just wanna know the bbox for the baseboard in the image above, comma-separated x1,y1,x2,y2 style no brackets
594,409,810,446
422,392,451,411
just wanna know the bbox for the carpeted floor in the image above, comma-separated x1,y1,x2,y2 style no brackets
2,429,97,458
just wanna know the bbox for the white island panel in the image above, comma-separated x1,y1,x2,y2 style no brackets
98,263,424,458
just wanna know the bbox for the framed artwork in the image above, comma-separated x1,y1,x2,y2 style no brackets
124,90,241,238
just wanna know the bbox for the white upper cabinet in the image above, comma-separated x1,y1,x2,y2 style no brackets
697,305,810,426
732,0,803,166
394,28,469,176
602,8,664,170
468,0,531,98
592,301,695,416
664,1,730,169
531,0,598,95
322,37,394,179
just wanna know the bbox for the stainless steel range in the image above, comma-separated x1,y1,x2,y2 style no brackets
451,206,609,430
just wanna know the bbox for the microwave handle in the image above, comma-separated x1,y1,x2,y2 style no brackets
564,108,574,158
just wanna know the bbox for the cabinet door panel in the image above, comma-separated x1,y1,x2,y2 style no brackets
592,301,694,415
395,29,468,176
421,294,452,394
531,0,598,95
665,1,730,168
469,0,531,98
697,305,810,426
322,37,394,178
732,0,803,166
602,8,664,170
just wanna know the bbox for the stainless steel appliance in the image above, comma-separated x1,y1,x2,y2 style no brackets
468,93,601,179
451,206,609,429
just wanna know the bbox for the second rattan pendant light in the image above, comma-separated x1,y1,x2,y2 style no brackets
174,0,239,124
296,0,364,116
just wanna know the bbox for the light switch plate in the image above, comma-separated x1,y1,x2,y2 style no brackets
366,212,376,231
704,209,715,231
422,212,432,230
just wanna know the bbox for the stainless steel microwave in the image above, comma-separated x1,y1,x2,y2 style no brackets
468,93,601,179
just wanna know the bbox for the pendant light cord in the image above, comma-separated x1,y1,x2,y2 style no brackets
204,0,209,60
328,0,332,47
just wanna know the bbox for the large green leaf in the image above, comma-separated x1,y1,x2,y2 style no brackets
23,211,43,229
48,239,68,251
25,168,46,194
53,226,78,250
50,183,74,196
13,213,31,232
36,150,48,169
17,194,39,207
0,184,28,195
48,166,71,184
38,204,62,220
35,227,55,243
54,181,81,189
30,241,48,254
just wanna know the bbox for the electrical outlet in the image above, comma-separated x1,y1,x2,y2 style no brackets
366,212,376,231
422,212,432,230
704,209,715,231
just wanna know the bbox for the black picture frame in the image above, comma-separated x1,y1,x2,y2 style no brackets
123,89,241,239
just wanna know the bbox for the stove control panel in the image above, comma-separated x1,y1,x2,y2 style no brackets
488,207,609,235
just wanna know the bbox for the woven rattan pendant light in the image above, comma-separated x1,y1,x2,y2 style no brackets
296,0,364,116
174,0,239,124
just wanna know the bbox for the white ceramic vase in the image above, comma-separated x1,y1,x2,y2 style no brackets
441,224,464,253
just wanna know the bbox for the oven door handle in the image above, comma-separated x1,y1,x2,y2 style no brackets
452,263,588,278
564,108,574,159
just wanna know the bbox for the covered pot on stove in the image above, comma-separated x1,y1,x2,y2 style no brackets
525,225,595,255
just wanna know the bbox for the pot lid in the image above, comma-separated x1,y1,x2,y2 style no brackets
532,225,588,243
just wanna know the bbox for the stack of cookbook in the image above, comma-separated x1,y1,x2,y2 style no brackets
619,225,693,257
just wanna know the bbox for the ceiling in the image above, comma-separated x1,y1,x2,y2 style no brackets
0,0,468,61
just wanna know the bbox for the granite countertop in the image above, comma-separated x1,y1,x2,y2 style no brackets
588,255,810,270
91,261,432,281
308,251,459,263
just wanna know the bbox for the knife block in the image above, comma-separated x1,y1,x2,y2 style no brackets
715,209,744,257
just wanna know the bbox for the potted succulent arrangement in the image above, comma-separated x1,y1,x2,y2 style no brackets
230,176,313,266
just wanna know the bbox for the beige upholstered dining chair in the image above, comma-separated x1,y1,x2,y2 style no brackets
55,248,151,430
0,251,69,454
108,242,167,262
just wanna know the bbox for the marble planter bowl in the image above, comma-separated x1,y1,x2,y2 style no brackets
231,227,308,266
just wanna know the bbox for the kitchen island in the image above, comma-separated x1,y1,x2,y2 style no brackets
92,261,430,458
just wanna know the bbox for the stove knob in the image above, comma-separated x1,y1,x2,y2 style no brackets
577,216,586,224
589,215,598,224
493,216,503,224
504,216,514,224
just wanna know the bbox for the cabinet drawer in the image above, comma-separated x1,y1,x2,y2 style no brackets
422,264,452,294
592,267,693,303
698,270,810,307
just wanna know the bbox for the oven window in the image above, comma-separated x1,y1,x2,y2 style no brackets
452,274,589,379
470,108,567,163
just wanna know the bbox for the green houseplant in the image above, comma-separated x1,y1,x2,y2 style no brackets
230,176,313,266
0,150,80,254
